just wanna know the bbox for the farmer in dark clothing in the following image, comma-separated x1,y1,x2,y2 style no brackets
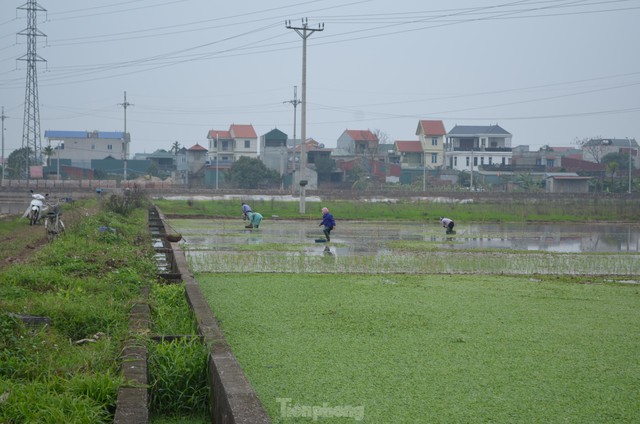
319,207,336,242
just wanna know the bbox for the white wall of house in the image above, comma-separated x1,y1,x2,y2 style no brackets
336,132,354,153
233,137,258,159
47,136,124,169
445,152,512,171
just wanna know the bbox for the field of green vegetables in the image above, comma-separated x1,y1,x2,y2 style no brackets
154,196,640,423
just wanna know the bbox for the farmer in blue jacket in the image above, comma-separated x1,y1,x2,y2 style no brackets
319,207,336,242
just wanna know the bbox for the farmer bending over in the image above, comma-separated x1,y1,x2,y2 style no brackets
440,217,455,234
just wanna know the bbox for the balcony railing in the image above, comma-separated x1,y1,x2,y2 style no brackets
452,147,512,152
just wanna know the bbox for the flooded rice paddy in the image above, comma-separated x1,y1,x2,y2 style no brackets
169,219,640,276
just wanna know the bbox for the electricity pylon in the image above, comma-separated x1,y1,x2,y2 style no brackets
18,0,47,178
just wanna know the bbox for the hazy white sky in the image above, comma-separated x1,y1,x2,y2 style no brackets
1,0,639,158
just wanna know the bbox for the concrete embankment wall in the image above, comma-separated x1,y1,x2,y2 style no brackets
114,206,270,423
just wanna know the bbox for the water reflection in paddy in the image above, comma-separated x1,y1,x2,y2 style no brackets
172,219,640,254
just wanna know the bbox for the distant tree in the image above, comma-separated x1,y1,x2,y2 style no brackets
170,141,180,155
147,161,159,177
602,152,632,192
6,147,34,178
515,172,542,192
315,156,335,174
228,156,280,189
602,152,631,172
43,145,54,167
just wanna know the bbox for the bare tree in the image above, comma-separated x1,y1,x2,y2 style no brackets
373,129,390,145
575,136,607,164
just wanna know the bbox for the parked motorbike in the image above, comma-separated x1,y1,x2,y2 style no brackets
23,190,49,225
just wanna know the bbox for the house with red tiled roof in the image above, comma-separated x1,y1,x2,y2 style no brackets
336,129,379,155
394,140,423,168
206,124,258,164
416,120,446,169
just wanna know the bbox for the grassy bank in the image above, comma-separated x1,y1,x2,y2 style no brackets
0,196,209,423
198,273,640,423
153,196,640,222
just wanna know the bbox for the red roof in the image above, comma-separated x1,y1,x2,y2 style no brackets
207,130,231,139
561,157,605,172
395,140,423,153
345,129,378,142
189,143,207,151
230,124,257,138
417,120,446,136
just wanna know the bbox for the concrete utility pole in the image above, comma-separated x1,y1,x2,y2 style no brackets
286,18,324,214
628,137,633,194
283,85,301,193
18,0,47,179
118,91,133,181
1,107,7,186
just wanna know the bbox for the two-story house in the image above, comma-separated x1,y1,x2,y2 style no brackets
206,124,258,164
582,138,638,168
445,125,513,171
394,140,423,168
44,130,127,170
336,129,379,156
416,120,446,169
260,128,288,176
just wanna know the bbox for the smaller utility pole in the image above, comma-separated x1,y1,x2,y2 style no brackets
283,86,301,193
118,91,133,181
1,107,7,186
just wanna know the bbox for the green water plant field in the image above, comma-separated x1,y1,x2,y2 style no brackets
198,273,640,423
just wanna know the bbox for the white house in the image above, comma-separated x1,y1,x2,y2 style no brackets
44,130,127,169
206,124,258,164
445,125,513,171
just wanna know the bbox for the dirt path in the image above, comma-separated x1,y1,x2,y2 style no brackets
0,219,47,270
0,204,91,271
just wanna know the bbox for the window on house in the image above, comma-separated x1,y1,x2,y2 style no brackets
454,157,457,167
431,153,438,163
480,157,485,165
107,144,112,150
489,157,493,165
222,141,229,150
474,157,478,166
502,157,506,165
244,140,250,149
466,157,470,166
546,159,554,168
91,144,95,150
536,158,542,165
432,137,438,146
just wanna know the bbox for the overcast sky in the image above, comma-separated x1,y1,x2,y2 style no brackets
1,0,639,158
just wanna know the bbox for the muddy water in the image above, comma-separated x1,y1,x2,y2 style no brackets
172,219,640,254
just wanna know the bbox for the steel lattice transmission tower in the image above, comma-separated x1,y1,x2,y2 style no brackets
18,0,47,177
